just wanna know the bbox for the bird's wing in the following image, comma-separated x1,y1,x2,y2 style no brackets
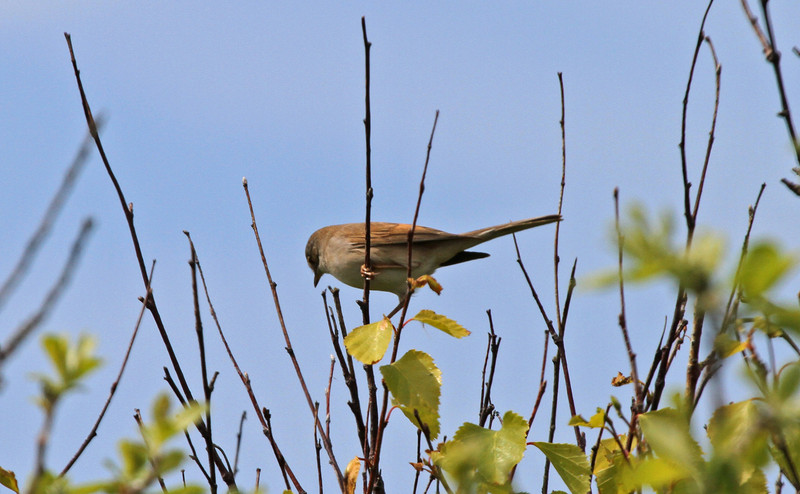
347,223,472,270
357,223,469,247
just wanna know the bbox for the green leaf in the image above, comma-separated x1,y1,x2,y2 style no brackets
380,350,442,439
749,298,800,334
770,425,800,488
0,466,19,493
706,399,771,491
602,207,724,295
594,438,625,494
639,408,704,478
411,310,470,338
157,450,187,475
344,316,394,365
42,334,69,377
569,408,605,428
739,242,796,298
175,403,206,431
737,468,768,494
778,362,800,401
164,487,205,494
713,332,749,359
144,394,207,450
107,394,206,491
432,411,528,490
532,442,590,494
618,456,689,491
707,400,766,462
119,440,149,477
33,334,103,412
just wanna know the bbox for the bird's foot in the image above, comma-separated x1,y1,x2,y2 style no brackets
360,264,376,280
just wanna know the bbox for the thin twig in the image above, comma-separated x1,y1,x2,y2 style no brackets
233,411,246,477
63,33,236,486
133,409,168,493
685,36,722,410
60,261,155,476
412,430,422,494
588,404,613,488
326,357,335,438
679,0,715,234
369,110,439,494
650,2,714,410
554,72,567,328
691,36,722,224
513,235,582,446
614,189,643,445
478,311,501,427
360,15,374,323
30,392,57,494
357,22,382,487
1,218,94,365
329,289,370,464
242,178,339,491
510,377,547,483
542,348,561,493
314,402,324,494
185,232,218,493
182,428,211,483
0,115,103,313
323,292,367,451
741,0,800,194
694,184,766,408
188,220,307,492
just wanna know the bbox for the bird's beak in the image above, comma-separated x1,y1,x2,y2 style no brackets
313,270,322,287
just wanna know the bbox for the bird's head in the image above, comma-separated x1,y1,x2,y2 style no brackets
305,230,324,287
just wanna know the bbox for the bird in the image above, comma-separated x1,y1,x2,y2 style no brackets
305,214,561,298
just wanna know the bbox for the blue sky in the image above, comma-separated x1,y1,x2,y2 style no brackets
1,2,799,492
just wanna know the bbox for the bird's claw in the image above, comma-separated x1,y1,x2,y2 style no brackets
361,264,376,280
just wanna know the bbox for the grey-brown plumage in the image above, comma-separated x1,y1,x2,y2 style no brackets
305,214,561,297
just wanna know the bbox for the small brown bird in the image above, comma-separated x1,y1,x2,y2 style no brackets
305,215,561,297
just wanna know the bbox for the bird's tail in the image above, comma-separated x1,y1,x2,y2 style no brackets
464,214,562,240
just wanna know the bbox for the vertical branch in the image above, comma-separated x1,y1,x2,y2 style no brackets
685,37,721,409
678,0,714,237
185,233,217,493
358,21,381,481
478,310,501,428
397,110,439,342
650,0,714,411
692,183,766,409
614,189,643,449
690,37,722,224
360,16,374,324
553,72,567,328
188,223,307,492
369,110,439,494
678,0,714,236
322,292,367,451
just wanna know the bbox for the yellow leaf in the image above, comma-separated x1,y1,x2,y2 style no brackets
412,310,470,338
345,456,361,494
611,372,633,386
344,317,394,365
